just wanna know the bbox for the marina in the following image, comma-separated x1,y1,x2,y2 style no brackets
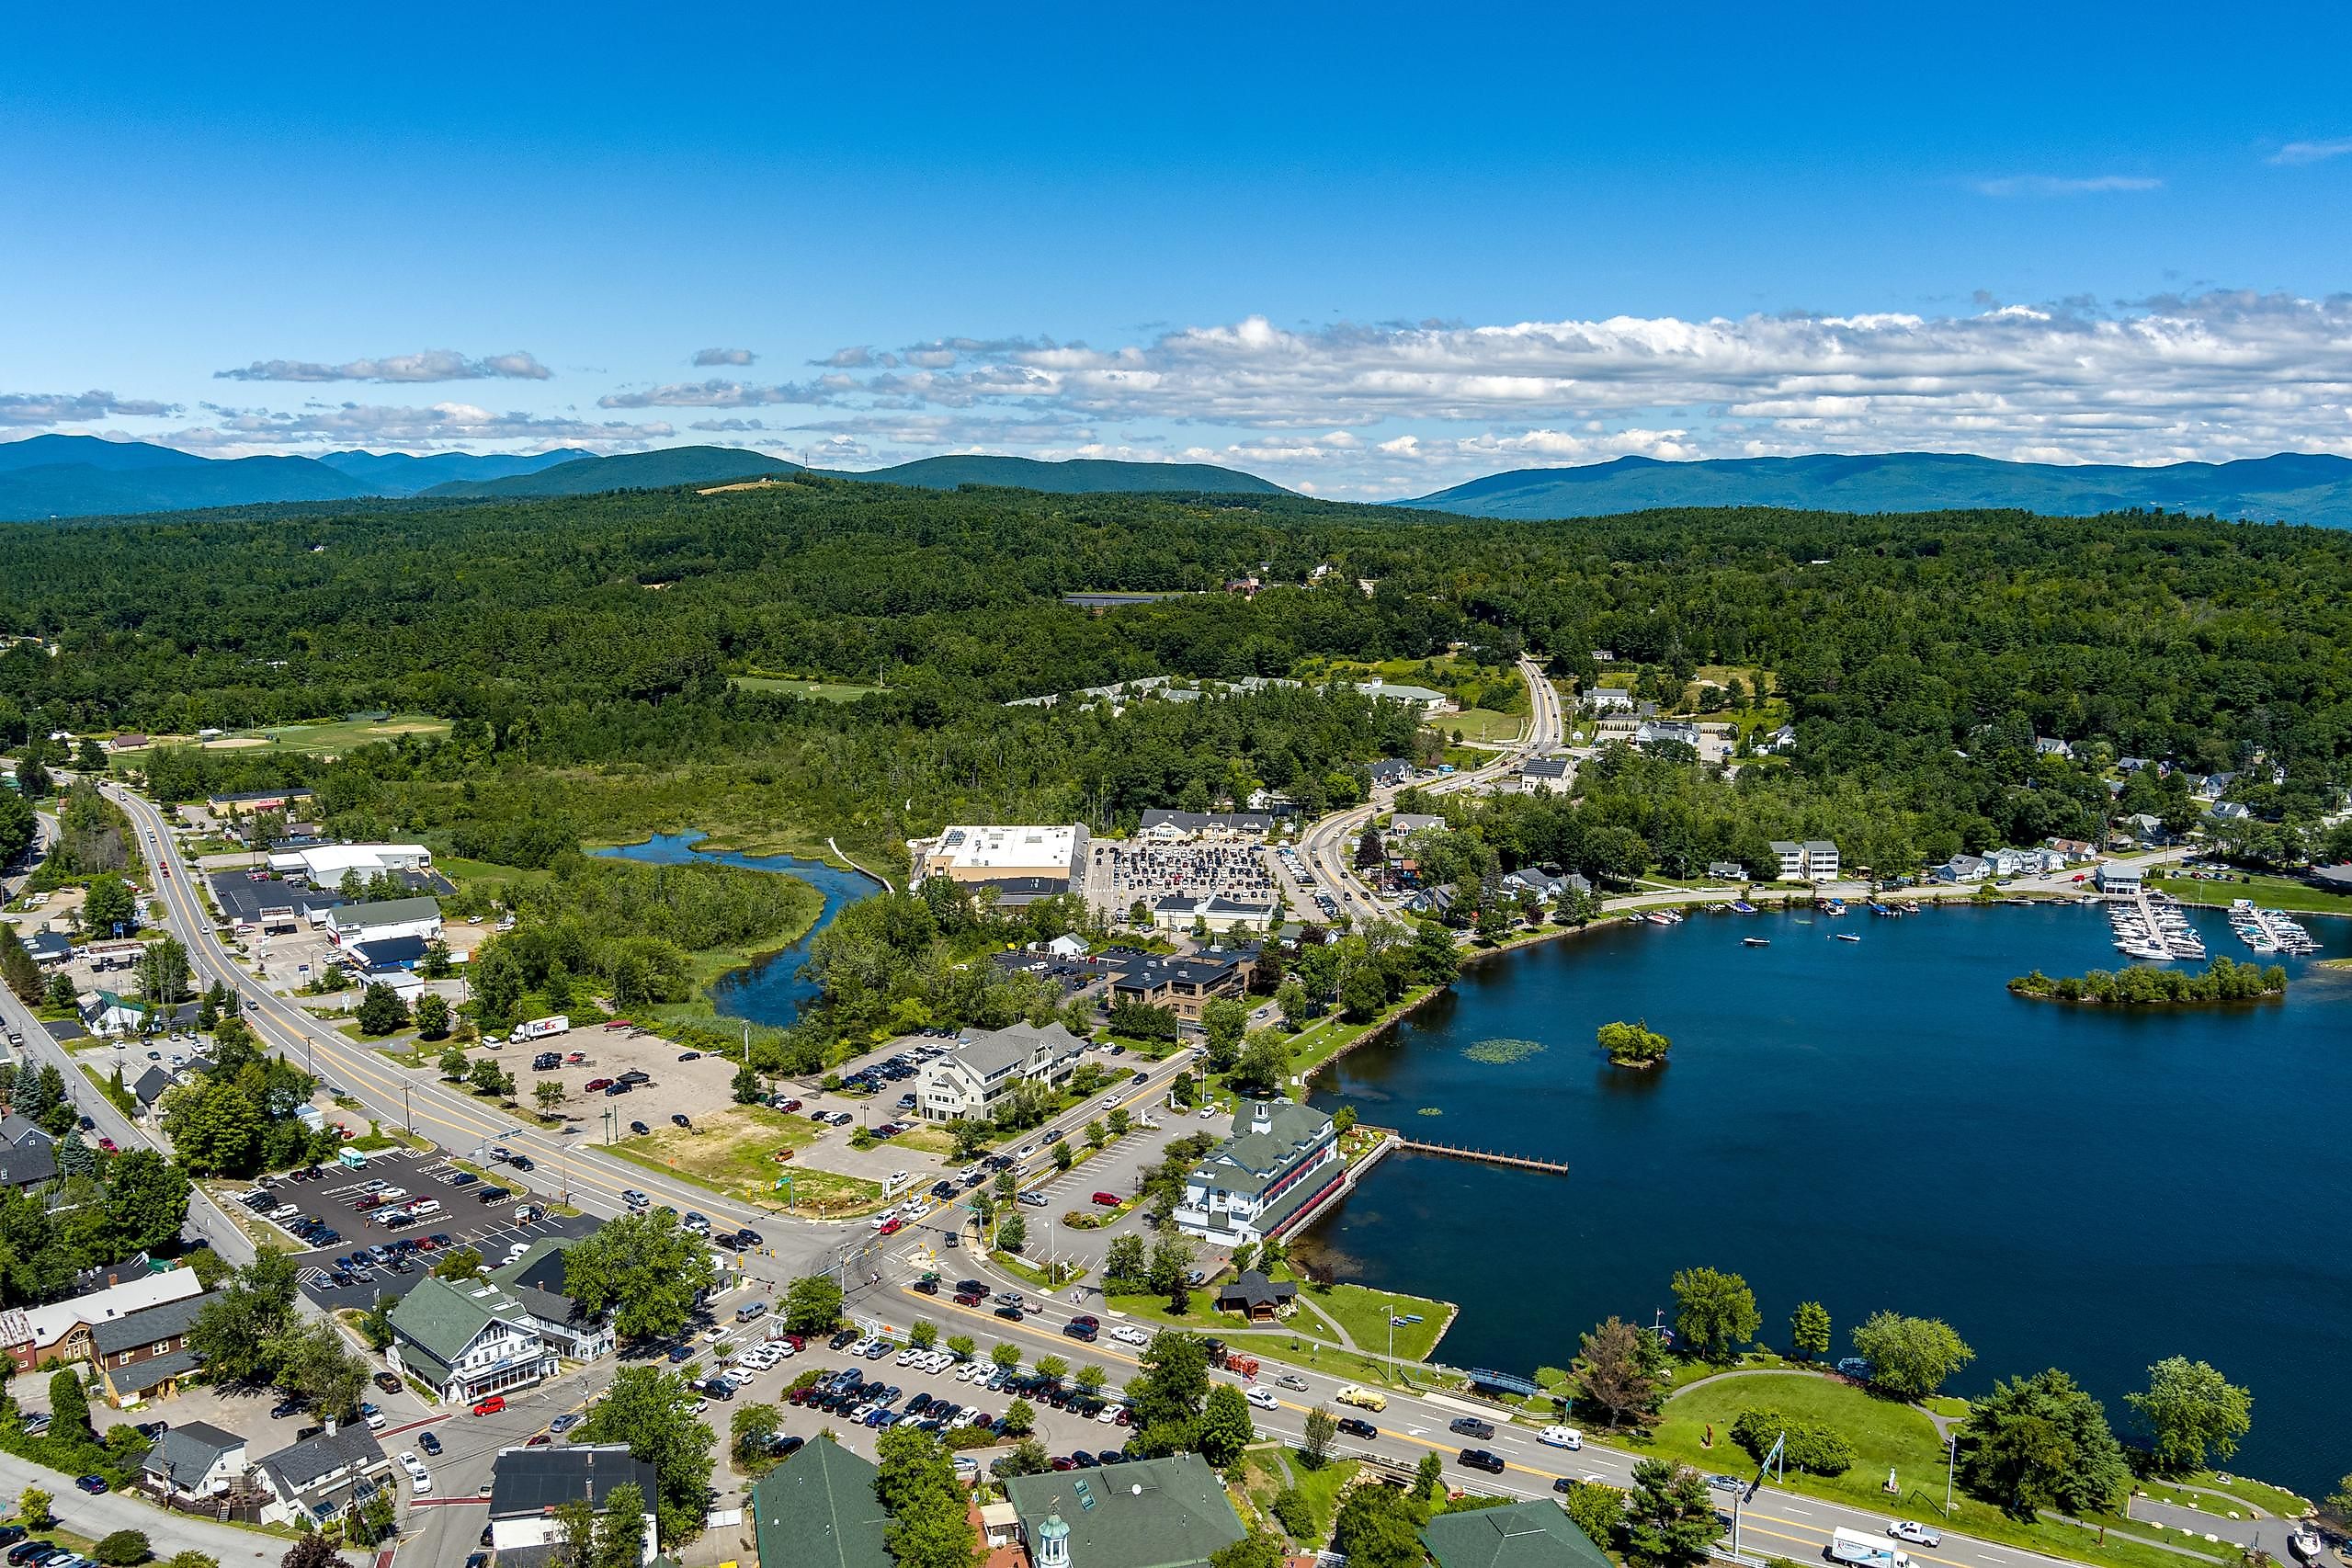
2231,897,2321,956
2106,886,2209,961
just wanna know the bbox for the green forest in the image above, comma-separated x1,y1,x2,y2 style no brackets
1,476,2347,881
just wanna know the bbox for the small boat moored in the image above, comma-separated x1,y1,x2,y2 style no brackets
1742,937,1771,948
1833,932,1861,943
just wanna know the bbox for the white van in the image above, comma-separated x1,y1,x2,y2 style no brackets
1829,1528,1906,1568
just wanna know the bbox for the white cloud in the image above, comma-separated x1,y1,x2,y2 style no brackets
598,378,847,409
166,402,670,452
1971,175,2163,198
2269,137,2352,166
692,347,758,367
0,390,179,427
214,349,551,383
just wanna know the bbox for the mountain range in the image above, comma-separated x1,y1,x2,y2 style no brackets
0,437,1287,520
1394,450,2352,528
7,436,2352,528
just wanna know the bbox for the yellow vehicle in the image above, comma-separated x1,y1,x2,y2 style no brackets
1335,1384,1387,1411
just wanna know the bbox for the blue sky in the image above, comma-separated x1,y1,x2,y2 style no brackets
7,3,2352,496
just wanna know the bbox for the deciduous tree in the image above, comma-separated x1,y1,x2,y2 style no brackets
1851,1312,1974,1401
1670,1266,1759,1360
2126,1357,2252,1475
562,1210,719,1341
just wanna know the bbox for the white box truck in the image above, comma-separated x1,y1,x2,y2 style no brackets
510,1014,571,1043
1829,1529,1907,1568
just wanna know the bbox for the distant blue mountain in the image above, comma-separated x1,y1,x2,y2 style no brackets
0,434,210,473
316,448,592,495
1394,451,2352,529
419,446,804,497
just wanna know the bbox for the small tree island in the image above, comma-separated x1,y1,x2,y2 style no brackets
1597,1018,1671,1067
2009,956,2287,1006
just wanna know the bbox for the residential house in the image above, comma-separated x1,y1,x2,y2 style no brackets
94,1287,214,1404
142,1421,249,1505
1000,1452,1246,1568
1517,756,1574,794
1764,723,1798,752
487,1444,660,1564
1584,686,1635,712
1386,812,1448,839
752,1438,893,1568
323,895,444,949
489,1240,618,1362
2208,801,2254,823
1172,1099,1345,1249
254,1423,394,1530
2045,838,2096,863
1500,867,1562,903
2191,772,2237,802
1420,1498,1614,1568
2121,812,2171,846
0,1115,57,1191
385,1275,556,1404
1768,840,1841,881
2116,757,2152,774
76,989,151,1039
1704,860,1747,882
1107,950,1251,1023
1931,854,1991,885
2035,736,2074,759
0,1267,203,1372
130,1066,173,1117
1366,758,1413,790
917,1022,1091,1124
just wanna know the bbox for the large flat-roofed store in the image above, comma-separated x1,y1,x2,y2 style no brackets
914,824,1089,901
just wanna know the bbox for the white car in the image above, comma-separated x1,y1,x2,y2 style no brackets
1244,1385,1279,1411
1540,1426,1584,1449
398,1451,427,1478
1110,1325,1150,1346
409,1469,432,1495
1096,1403,1121,1424
896,1348,922,1367
1101,1095,1121,1108
1888,1522,1943,1548
722,1368,756,1387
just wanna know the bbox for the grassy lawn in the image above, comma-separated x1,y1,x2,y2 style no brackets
1282,983,1439,1081
2136,1473,2311,1517
993,1249,1088,1290
206,713,452,756
1239,1449,1360,1546
728,674,887,701
1441,705,1529,744
606,1104,887,1214
1301,1278,1453,1360
1642,1372,2209,1568
2149,870,2352,918
888,1124,958,1156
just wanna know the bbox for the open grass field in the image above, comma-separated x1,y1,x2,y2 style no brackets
1301,1278,1452,1360
728,674,887,701
1642,1372,2212,1568
2150,870,2352,918
235,713,452,756
607,1103,888,1215
1441,705,1530,744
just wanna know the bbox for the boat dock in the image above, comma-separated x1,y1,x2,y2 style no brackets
1396,1140,1571,1176
2231,898,2319,956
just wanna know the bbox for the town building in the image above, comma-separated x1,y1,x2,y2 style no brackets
751,1438,893,1568
1000,1452,1246,1568
205,788,316,819
917,1022,1091,1123
1583,686,1635,712
1136,810,1274,841
0,1267,204,1372
268,843,433,881
1106,950,1252,1023
489,1240,619,1362
1420,1498,1614,1568
915,825,1090,893
1768,839,1840,881
1517,756,1574,794
1173,1098,1345,1249
93,1287,214,1404
254,1423,393,1530
487,1444,660,1564
1147,895,1275,935
324,895,444,948
385,1275,556,1404
2095,863,2143,896
1386,812,1448,839
141,1421,249,1506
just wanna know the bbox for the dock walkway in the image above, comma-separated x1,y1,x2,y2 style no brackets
1395,1140,1569,1176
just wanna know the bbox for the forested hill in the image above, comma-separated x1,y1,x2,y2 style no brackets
418,445,803,496
0,473,2346,880
1398,451,2352,529
858,455,1287,494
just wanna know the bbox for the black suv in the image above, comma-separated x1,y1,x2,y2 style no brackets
1458,1448,1506,1474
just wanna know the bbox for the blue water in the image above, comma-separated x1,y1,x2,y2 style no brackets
1301,901,2352,1497
591,832,880,1029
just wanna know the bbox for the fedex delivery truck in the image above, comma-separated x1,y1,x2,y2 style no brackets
510,1014,571,1043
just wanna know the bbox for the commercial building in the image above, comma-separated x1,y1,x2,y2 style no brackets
917,1022,1091,1123
1000,1453,1246,1568
1420,1499,1614,1568
268,843,433,882
488,1445,660,1564
490,1240,619,1362
1137,810,1273,840
0,1267,204,1372
751,1439,893,1568
385,1275,556,1404
1172,1098,1345,1249
324,895,445,948
2095,863,2143,896
1106,950,1252,1023
1148,895,1275,935
93,1287,215,1404
1768,839,1840,881
141,1421,249,1505
205,788,315,818
916,825,1089,892
1357,679,1450,714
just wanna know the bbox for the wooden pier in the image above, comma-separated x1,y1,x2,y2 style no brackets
1395,1140,1570,1176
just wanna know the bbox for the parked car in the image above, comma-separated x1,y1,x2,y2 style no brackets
374,1371,403,1395
1090,1191,1121,1207
585,1078,613,1092
672,1114,692,1129
472,1395,506,1416
630,1120,650,1136
74,1474,108,1494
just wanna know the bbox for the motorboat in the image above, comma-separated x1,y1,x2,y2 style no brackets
1742,937,1770,948
1833,932,1861,943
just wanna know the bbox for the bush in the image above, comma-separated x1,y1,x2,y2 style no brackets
1730,1408,1855,1476
95,1530,153,1565
1270,1486,1314,1538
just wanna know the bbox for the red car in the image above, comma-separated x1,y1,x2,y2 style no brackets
1091,1191,1121,1208
472,1395,506,1416
565,1051,587,1064
97,1138,118,1153
584,1078,612,1092
878,1218,903,1236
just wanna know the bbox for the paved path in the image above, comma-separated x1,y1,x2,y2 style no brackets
0,1449,364,1566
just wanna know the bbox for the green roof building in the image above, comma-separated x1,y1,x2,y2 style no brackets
750,1437,893,1568
1001,1452,1245,1568
1420,1500,1615,1568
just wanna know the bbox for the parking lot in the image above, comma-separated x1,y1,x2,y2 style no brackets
1087,837,1279,921
507,1020,750,1136
225,1147,600,1309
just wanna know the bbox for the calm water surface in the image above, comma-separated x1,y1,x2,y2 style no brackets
592,832,878,1029
1301,901,2351,1496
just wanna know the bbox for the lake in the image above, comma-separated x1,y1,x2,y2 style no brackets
592,832,880,1029
1300,900,2352,1497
